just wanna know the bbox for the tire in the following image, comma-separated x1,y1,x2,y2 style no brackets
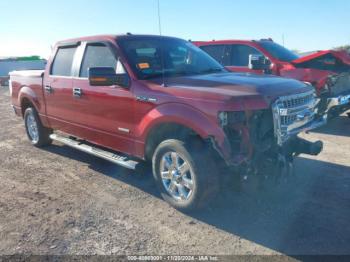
152,139,219,211
24,107,52,147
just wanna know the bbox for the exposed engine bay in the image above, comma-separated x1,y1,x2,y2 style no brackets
220,90,325,182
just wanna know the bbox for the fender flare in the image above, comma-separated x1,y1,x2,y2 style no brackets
18,86,42,114
136,103,232,160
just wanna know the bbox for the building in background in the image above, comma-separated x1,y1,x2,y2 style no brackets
0,56,46,86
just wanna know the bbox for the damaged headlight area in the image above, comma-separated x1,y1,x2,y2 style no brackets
220,92,324,179
218,111,246,127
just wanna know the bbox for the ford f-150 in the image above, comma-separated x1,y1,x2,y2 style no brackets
10,34,325,211
195,39,350,119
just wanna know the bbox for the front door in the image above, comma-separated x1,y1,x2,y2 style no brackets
71,42,136,155
225,44,265,74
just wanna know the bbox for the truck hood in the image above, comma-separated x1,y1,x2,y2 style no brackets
291,50,350,72
160,72,311,100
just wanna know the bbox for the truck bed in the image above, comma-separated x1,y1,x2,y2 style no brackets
9,70,45,117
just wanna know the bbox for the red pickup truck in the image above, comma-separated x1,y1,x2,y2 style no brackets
194,39,350,118
10,34,325,211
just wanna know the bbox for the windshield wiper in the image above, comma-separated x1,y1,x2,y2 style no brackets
143,70,198,79
197,68,225,74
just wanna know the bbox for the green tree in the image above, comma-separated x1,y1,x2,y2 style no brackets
334,45,350,53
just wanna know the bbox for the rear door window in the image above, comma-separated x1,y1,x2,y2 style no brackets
200,45,226,65
79,44,118,78
51,46,77,76
230,44,262,66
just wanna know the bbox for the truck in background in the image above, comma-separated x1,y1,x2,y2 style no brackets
194,39,350,119
0,56,46,86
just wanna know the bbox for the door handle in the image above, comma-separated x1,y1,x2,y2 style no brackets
73,87,82,98
44,85,53,93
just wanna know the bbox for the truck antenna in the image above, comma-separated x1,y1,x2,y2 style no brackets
157,0,162,36
157,0,167,87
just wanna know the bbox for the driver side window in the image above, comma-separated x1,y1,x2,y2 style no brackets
230,44,263,67
80,43,125,78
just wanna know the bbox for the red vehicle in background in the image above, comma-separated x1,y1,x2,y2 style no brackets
194,39,350,118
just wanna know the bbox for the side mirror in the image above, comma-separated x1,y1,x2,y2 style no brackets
88,67,129,87
248,54,271,71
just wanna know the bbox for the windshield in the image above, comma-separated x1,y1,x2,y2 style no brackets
258,41,299,62
118,36,226,80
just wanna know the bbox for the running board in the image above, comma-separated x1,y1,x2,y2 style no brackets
49,134,138,170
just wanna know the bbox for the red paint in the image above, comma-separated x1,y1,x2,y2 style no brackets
194,40,350,96
10,35,315,165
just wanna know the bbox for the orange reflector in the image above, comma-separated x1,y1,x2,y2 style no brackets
91,77,107,82
137,63,150,69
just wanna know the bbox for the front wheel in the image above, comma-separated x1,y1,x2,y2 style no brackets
152,139,219,211
24,107,52,147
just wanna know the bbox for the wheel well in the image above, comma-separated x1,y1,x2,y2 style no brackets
21,98,33,117
144,123,204,161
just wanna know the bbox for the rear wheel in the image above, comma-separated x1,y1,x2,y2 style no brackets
152,139,219,211
24,107,52,147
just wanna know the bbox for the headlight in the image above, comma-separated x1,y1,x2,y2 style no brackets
218,111,246,127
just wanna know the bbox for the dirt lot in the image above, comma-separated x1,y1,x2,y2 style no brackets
0,86,349,257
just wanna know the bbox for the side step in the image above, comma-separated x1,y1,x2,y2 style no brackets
49,134,138,170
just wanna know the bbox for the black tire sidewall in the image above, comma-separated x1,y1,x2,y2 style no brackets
24,107,51,147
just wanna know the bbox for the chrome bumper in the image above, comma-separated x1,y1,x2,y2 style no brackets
285,114,327,137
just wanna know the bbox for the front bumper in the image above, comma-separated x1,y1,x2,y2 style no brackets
283,114,327,137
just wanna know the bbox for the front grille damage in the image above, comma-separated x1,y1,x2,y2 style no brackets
222,91,324,180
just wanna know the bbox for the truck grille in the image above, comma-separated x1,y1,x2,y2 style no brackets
280,115,297,125
272,90,318,145
282,93,314,108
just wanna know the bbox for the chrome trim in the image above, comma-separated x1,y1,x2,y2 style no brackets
272,90,324,145
136,96,157,103
118,127,130,133
160,151,194,201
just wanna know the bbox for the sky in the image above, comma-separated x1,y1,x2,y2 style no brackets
0,0,349,58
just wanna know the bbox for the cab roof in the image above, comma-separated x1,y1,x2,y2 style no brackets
55,34,183,47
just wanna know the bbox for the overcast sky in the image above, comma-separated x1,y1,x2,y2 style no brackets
1,0,349,58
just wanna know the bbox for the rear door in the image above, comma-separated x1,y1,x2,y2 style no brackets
43,43,79,131
71,42,136,155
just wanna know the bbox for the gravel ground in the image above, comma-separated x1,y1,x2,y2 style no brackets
0,86,349,257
